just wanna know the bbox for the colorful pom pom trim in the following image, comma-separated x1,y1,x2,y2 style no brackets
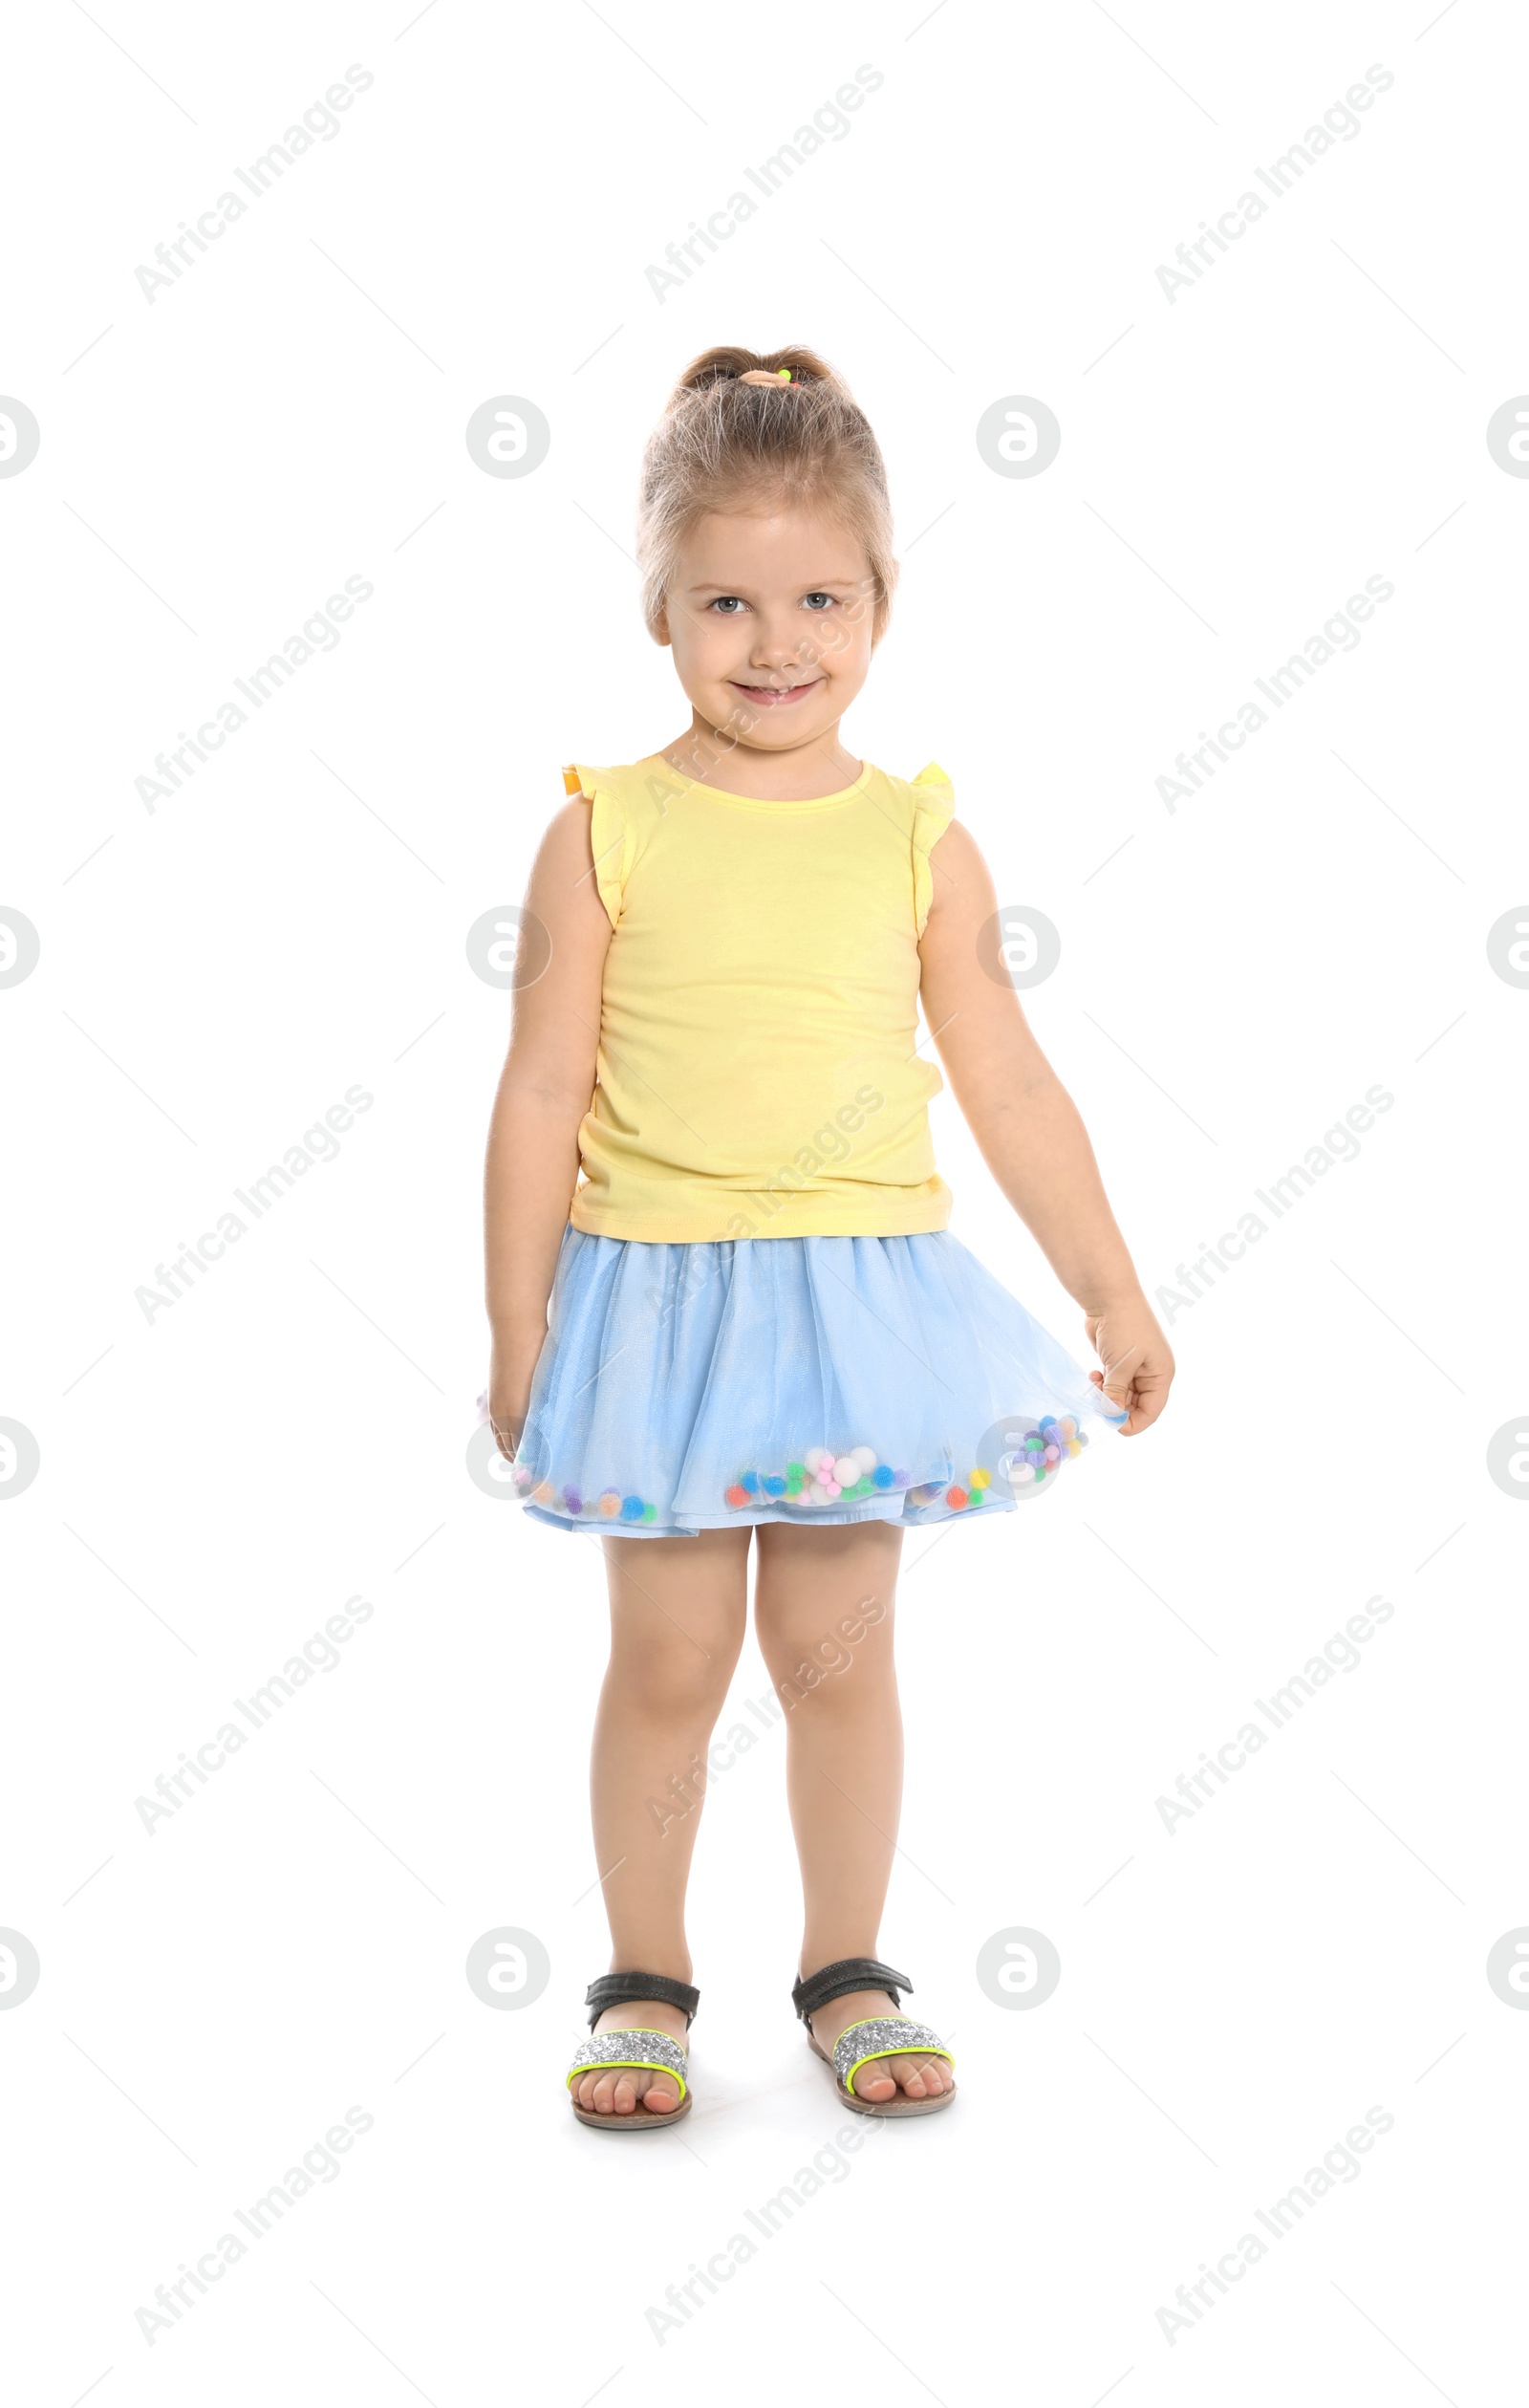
508,1463,657,1524
723,1443,908,1511
501,1414,1089,1529
905,1415,1088,1511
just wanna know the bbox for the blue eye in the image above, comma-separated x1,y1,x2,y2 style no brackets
710,596,745,614
804,592,834,611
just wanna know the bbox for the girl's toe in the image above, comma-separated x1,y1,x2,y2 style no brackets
855,2068,897,2100
644,2083,678,2114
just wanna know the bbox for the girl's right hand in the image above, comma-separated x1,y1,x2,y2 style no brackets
487,1339,540,1461
1084,1291,1174,1435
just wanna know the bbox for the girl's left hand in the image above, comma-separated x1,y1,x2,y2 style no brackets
1084,1294,1174,1435
487,1336,540,1461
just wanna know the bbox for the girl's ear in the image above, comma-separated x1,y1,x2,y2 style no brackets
653,604,672,647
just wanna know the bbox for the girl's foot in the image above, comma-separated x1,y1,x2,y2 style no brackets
571,1997,690,2118
808,1987,955,2105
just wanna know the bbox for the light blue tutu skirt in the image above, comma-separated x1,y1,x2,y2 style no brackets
504,1229,1126,1538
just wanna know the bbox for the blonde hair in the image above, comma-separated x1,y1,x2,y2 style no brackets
635,344,898,644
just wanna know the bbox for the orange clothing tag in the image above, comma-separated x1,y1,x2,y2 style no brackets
562,765,585,796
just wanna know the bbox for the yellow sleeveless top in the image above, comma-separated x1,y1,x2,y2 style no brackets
565,753,956,1243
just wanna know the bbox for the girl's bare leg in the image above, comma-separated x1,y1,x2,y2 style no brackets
752,1519,953,2104
573,1528,749,2116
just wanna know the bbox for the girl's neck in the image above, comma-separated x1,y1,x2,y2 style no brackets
659,715,863,802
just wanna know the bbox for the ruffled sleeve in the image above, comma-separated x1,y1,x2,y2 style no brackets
910,761,956,936
564,763,628,930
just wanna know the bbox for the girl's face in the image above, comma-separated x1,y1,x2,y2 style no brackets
661,504,878,752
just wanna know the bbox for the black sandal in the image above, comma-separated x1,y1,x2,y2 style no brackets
792,1957,956,2118
566,1972,698,2132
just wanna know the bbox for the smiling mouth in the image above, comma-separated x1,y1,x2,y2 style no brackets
729,679,821,705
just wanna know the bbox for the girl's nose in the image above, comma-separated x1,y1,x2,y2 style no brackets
749,618,806,669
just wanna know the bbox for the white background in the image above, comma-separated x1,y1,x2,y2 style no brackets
3,0,1524,2399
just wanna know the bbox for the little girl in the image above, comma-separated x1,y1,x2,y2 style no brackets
483,344,1174,2130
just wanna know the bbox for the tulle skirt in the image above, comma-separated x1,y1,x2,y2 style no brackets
495,1228,1125,1539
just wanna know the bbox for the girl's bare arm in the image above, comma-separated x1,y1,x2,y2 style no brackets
485,798,612,1450
916,818,1174,1433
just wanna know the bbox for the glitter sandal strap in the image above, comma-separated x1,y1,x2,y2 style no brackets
566,2028,689,2098
832,2016,954,2098
791,1958,913,2023
583,1971,700,2031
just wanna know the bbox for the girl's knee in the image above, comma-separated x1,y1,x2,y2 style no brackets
603,1578,746,1719
756,1596,894,1705
612,1635,741,1722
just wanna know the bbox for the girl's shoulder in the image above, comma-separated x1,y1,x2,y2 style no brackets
562,755,954,809
558,754,958,929
897,758,955,824
561,756,673,806
559,758,677,931
560,756,690,841
896,762,958,935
